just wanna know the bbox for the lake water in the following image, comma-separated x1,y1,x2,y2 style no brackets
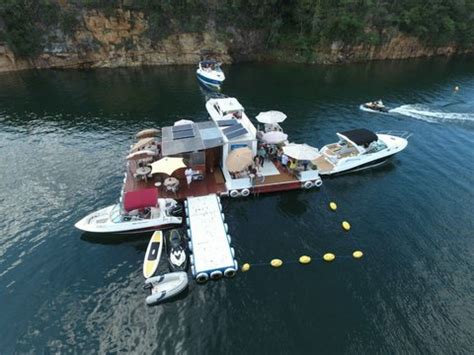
0,57,473,353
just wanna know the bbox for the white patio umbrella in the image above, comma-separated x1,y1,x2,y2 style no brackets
126,149,156,160
256,111,287,124
174,119,194,126
226,147,253,173
261,131,288,144
131,137,155,152
135,128,161,139
282,143,320,161
149,157,187,176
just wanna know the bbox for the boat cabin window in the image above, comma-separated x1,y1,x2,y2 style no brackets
110,204,123,223
365,140,387,154
214,104,222,116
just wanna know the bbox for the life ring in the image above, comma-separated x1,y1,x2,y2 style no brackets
196,272,208,283
241,188,250,197
224,268,236,278
230,190,240,198
314,179,323,187
210,270,223,280
303,181,314,189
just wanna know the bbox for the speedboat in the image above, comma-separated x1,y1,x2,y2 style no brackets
75,198,183,234
196,60,225,88
313,129,409,175
167,229,188,272
360,100,389,113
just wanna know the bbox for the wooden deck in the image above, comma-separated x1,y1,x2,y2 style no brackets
123,162,226,201
313,156,335,174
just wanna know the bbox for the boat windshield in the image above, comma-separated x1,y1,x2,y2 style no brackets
110,204,123,223
365,140,387,154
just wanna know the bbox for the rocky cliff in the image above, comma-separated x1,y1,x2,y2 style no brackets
0,8,471,73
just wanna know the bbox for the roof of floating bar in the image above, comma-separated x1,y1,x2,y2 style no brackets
161,121,225,156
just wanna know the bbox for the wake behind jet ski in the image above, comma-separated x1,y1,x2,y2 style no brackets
360,100,389,113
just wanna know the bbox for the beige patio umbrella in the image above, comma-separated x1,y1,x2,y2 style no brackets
135,128,161,139
226,147,253,173
282,143,320,161
126,149,156,160
131,137,155,152
149,157,187,176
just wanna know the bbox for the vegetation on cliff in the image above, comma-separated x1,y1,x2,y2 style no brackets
0,0,473,58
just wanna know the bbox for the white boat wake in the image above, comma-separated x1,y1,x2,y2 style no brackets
389,104,474,123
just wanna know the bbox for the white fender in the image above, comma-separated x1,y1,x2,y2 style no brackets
188,241,193,251
187,229,191,238
230,190,240,198
186,217,190,226
227,234,231,244
184,200,188,208
196,272,208,283
224,223,229,233
190,254,194,266
230,247,235,258
221,213,225,221
210,270,223,280
191,265,196,276
241,188,250,197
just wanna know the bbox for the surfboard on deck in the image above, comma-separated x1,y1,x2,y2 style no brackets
143,231,163,278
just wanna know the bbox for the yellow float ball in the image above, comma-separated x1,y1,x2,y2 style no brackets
353,251,363,259
329,202,337,211
323,253,335,262
270,259,283,268
342,221,351,231
299,255,311,264
241,263,251,272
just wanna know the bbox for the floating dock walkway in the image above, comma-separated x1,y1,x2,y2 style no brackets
185,194,237,283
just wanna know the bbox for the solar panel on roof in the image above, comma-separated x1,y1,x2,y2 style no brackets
225,127,248,139
217,120,238,127
173,129,195,139
172,124,193,132
222,123,243,135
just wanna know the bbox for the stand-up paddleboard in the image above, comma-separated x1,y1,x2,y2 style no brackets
143,231,163,278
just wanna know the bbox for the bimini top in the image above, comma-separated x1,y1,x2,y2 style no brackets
338,129,378,146
200,60,219,66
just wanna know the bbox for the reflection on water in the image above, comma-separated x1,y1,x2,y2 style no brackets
0,57,473,352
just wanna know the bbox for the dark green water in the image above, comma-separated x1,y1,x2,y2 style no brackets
1,58,473,353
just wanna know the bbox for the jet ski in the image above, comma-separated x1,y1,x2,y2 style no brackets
166,229,188,272
360,100,389,113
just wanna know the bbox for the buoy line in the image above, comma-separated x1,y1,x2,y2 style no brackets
240,251,364,272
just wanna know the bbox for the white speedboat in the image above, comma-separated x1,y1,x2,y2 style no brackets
313,129,409,175
75,198,182,234
196,60,225,88
360,100,389,113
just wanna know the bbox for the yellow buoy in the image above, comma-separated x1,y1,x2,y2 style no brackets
353,251,363,259
270,259,283,268
299,255,311,264
329,202,337,211
241,263,251,272
342,221,351,231
323,253,335,262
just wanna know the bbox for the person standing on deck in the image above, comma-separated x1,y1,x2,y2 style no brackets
185,167,193,188
281,153,289,171
257,145,266,167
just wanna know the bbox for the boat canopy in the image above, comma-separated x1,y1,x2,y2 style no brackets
337,129,378,146
123,188,158,212
200,60,219,66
